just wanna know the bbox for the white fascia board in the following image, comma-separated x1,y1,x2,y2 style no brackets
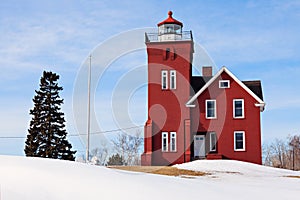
186,67,265,109
255,103,266,112
186,104,196,108
223,67,265,104
186,67,226,106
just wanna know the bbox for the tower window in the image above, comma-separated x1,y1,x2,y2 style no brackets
162,132,168,152
170,132,177,152
165,48,170,60
161,70,168,90
206,100,216,119
170,70,176,89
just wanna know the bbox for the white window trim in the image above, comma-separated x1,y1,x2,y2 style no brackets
162,132,168,152
170,70,176,90
161,70,168,90
210,132,217,152
233,99,245,119
170,132,177,152
219,80,230,88
234,131,246,151
206,99,217,119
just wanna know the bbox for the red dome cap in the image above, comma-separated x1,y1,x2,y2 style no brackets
157,11,183,27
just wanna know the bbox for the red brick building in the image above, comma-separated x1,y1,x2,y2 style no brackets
141,11,265,166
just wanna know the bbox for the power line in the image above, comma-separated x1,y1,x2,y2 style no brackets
0,136,26,139
0,125,144,139
69,125,144,136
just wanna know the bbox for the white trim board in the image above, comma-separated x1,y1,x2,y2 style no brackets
186,67,265,111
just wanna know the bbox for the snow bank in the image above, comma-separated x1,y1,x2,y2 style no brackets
0,156,299,200
175,159,300,177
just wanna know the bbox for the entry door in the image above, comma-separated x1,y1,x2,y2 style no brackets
194,135,205,158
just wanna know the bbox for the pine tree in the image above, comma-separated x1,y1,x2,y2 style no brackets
25,71,76,161
107,154,125,166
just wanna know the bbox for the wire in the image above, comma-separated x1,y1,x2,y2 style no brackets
0,136,26,139
0,125,144,139
69,125,144,136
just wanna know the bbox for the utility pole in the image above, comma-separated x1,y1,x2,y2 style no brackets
86,55,92,163
293,147,295,170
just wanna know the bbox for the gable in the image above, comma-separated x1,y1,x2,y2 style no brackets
186,67,265,111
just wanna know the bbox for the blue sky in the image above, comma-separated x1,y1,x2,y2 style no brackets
1,0,300,157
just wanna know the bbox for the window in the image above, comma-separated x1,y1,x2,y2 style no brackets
170,132,177,152
206,100,216,119
162,132,168,152
219,80,230,88
170,70,176,89
161,70,168,90
234,131,245,151
165,48,170,60
233,99,244,118
210,132,217,152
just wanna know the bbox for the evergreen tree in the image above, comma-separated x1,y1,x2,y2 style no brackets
107,154,125,166
25,71,76,160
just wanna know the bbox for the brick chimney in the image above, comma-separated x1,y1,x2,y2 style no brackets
202,66,212,77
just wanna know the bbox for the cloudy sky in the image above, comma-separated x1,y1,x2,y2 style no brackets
1,0,300,157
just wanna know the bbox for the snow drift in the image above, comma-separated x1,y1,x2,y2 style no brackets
0,156,299,200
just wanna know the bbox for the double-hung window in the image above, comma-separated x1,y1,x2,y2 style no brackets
161,132,176,152
233,99,244,118
170,132,177,152
161,70,168,90
234,131,245,151
206,100,216,119
162,132,168,152
170,70,176,89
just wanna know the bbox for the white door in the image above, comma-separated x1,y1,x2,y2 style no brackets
194,135,205,158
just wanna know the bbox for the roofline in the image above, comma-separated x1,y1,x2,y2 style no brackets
186,67,265,110
157,11,183,27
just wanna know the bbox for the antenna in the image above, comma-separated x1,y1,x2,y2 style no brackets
86,55,92,163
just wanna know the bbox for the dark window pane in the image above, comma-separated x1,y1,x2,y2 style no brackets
221,82,228,87
236,141,243,149
163,138,167,151
211,133,216,151
235,108,242,117
171,138,175,151
236,133,243,140
171,76,175,89
162,78,166,89
207,101,214,108
235,101,242,107
207,110,213,117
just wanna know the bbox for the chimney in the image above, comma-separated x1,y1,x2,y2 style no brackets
202,66,212,77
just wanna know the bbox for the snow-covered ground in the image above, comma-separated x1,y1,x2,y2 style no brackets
0,156,299,200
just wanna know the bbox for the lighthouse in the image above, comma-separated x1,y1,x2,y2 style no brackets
141,11,265,166
141,11,194,166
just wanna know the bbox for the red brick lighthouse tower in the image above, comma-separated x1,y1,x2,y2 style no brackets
141,11,194,166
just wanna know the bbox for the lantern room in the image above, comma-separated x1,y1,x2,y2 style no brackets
157,11,183,41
